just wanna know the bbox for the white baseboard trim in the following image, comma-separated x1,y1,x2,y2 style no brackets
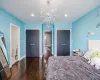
9,56,26,68
9,64,12,68
9,60,18,68
20,56,26,61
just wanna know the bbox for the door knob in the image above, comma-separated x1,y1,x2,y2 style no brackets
30,44,32,45
30,44,35,46
32,44,35,45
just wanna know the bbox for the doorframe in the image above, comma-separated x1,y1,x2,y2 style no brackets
43,30,53,54
55,29,72,56
25,28,41,57
10,23,20,68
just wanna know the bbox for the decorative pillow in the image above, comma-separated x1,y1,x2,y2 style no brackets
83,49,93,60
90,57,100,69
91,52,100,58
89,52,100,69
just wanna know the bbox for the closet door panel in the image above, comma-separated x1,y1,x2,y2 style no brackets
63,30,70,56
57,30,63,56
26,30,39,57
57,30,70,56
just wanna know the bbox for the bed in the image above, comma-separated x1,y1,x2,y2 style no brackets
46,40,100,80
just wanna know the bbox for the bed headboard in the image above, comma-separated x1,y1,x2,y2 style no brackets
89,40,100,50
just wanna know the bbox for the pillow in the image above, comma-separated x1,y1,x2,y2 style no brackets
88,51,100,69
83,49,93,60
90,57,100,69
91,52,100,58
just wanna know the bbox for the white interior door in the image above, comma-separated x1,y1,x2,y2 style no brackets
11,24,20,66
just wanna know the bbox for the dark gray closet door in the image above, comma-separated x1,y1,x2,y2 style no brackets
26,30,39,57
57,30,70,56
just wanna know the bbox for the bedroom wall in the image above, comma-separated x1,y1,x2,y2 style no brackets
72,6,100,52
0,8,25,64
24,22,72,56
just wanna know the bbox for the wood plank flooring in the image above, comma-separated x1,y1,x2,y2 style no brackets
8,57,45,80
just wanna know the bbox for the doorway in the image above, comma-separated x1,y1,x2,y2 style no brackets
10,24,20,66
57,30,70,56
44,31,52,54
26,30,40,57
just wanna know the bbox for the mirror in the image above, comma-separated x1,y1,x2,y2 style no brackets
0,31,8,67
0,31,12,79
0,47,8,67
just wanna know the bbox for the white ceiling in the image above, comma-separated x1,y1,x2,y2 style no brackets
0,0,100,23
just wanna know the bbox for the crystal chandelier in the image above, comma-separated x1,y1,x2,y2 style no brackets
41,0,56,28
42,12,55,28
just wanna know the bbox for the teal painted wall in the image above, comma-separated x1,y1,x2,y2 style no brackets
24,22,72,56
72,6,100,52
0,8,25,64
3,4,99,60
1,4,99,61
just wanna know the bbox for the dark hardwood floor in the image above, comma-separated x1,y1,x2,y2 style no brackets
8,57,45,80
